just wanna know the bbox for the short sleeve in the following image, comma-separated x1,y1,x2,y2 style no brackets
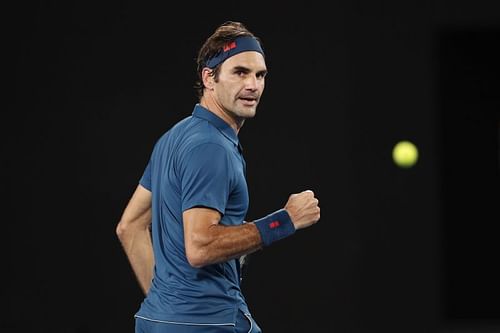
180,143,231,215
139,159,152,191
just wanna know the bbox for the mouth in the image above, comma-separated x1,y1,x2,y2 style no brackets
238,96,259,106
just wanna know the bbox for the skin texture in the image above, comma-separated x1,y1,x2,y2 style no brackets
116,50,320,292
116,184,154,294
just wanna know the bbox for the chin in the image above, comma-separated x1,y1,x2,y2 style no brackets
244,110,257,119
235,107,256,119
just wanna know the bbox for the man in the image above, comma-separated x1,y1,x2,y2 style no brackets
116,21,320,333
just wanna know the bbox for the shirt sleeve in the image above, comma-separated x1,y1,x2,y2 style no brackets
180,143,231,215
139,159,152,191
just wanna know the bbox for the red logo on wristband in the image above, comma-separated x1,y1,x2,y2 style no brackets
269,221,280,229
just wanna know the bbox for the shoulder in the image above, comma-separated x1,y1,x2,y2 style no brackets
180,117,229,150
153,114,232,159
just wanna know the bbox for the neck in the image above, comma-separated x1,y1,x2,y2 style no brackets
199,96,244,134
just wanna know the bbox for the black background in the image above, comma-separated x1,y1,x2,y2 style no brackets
3,1,500,332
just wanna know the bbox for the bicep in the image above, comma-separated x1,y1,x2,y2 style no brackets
120,184,152,228
183,207,221,253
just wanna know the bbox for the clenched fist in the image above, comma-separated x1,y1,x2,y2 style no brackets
284,190,320,230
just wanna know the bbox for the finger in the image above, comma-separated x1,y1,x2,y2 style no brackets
303,190,315,196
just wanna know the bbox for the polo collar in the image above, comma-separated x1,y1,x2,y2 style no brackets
192,104,243,151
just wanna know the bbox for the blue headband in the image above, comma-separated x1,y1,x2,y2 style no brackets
205,36,265,69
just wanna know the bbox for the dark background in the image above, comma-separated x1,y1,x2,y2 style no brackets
3,1,500,332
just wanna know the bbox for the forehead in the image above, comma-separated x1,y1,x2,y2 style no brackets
220,51,267,72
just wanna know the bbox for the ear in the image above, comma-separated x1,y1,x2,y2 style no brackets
202,68,215,90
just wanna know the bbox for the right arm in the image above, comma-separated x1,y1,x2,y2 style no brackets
184,190,320,268
116,184,154,295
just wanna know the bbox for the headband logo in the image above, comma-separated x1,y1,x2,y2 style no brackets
223,41,237,52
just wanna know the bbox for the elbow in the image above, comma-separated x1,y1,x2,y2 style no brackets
116,217,151,242
116,220,128,240
184,228,215,268
185,246,208,268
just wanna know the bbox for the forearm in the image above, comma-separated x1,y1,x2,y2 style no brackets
117,226,154,294
190,222,262,267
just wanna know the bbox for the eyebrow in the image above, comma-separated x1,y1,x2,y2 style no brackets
232,65,268,76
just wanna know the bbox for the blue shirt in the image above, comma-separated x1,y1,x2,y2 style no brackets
135,104,250,325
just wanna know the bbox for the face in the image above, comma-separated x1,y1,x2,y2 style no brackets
213,51,267,120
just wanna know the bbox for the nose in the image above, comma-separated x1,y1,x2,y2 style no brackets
244,75,259,90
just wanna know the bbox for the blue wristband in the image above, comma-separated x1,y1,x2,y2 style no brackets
254,209,296,247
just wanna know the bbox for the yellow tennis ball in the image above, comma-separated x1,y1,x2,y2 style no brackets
392,140,418,168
